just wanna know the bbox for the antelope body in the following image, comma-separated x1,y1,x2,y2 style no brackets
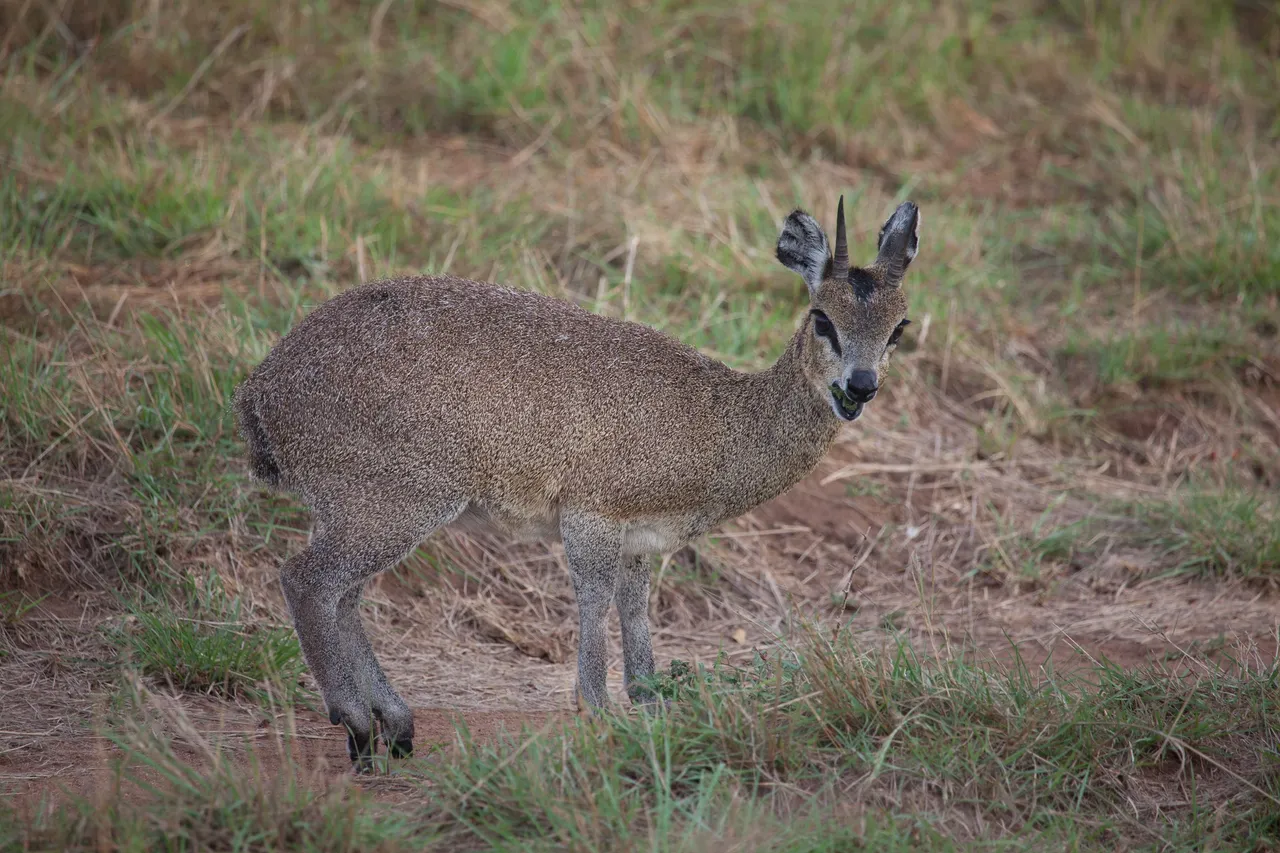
234,198,920,767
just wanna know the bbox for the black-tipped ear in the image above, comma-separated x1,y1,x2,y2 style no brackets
874,201,920,287
776,209,831,296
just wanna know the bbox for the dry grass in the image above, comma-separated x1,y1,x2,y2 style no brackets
2,0,1280,848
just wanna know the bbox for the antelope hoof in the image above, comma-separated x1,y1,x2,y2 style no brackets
387,736,414,759
346,729,374,773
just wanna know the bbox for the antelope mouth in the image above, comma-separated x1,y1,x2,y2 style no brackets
829,384,865,422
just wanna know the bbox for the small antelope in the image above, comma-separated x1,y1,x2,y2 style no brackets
234,198,919,767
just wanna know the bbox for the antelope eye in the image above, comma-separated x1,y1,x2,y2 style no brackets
888,319,910,347
811,311,841,355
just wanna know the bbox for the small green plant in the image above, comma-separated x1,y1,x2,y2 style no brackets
844,479,888,499
642,651,804,704
644,658,696,702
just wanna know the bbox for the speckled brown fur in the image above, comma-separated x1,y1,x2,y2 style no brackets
233,199,920,768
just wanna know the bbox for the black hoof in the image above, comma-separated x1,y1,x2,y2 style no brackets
347,730,374,772
388,737,413,759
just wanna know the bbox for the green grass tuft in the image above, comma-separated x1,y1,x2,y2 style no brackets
1062,325,1249,389
115,578,307,705
1127,486,1280,580
424,633,1280,850
5,635,1279,850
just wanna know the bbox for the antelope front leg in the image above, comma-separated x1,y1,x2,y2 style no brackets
615,554,657,706
560,512,622,711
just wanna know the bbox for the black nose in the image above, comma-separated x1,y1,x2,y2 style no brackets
845,370,878,403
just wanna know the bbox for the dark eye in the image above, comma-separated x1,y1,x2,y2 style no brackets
888,319,910,347
811,311,841,355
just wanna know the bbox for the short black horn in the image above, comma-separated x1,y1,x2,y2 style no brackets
832,195,849,282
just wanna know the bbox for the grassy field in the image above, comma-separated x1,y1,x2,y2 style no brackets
1,0,1279,849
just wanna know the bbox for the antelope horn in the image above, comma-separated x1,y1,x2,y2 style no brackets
832,195,849,282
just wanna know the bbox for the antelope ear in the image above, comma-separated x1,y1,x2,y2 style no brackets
776,209,831,296
874,201,920,287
